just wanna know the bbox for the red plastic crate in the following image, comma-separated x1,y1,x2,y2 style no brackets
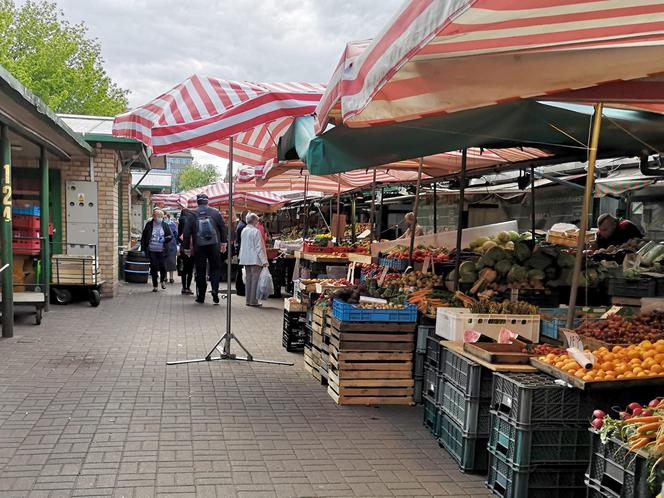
13,238,40,255
13,215,40,230
303,242,334,253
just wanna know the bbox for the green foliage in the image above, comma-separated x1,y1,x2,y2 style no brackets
176,163,220,192
0,0,128,115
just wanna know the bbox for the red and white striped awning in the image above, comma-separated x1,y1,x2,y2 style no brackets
112,75,325,162
594,173,660,197
317,1,664,130
152,183,288,213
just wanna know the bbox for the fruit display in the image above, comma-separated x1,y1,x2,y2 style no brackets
591,399,664,490
590,237,647,258
383,244,450,263
575,312,664,344
538,339,664,381
407,288,463,316
310,233,332,247
525,344,565,355
454,293,538,315
399,270,445,290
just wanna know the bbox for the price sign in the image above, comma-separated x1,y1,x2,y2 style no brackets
346,262,356,282
378,266,389,286
2,164,10,222
422,256,431,274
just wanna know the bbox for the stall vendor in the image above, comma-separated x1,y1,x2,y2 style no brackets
398,212,424,240
596,213,644,249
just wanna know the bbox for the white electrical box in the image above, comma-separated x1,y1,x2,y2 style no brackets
66,181,99,256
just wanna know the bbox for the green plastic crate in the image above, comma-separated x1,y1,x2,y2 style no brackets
423,397,441,437
440,380,491,437
487,411,590,466
437,412,488,473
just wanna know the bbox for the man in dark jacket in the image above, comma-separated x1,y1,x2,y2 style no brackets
596,213,644,249
177,209,195,295
183,194,227,304
141,209,174,292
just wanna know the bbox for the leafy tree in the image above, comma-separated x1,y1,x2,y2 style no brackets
0,0,128,115
176,163,220,192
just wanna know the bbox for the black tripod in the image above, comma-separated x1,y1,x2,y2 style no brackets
167,138,293,368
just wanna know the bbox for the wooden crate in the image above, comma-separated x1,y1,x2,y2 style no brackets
284,298,307,313
326,317,415,405
51,254,99,284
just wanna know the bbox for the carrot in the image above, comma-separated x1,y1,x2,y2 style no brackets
622,416,662,425
637,422,662,434
629,437,652,451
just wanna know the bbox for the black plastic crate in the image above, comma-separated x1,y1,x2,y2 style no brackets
282,336,306,352
491,372,596,427
416,325,435,353
441,348,493,398
422,396,441,437
425,335,442,368
585,429,653,498
487,411,590,466
413,352,425,378
413,376,423,405
440,380,491,437
607,277,657,298
486,449,587,498
437,412,488,473
424,365,439,402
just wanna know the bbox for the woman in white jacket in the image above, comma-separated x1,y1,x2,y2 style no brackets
239,213,268,307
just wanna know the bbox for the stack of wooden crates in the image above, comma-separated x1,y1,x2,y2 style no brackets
326,313,416,405
303,301,330,383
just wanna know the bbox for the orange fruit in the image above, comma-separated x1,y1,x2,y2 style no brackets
640,340,653,349
617,374,625,379
604,374,616,380
650,364,662,374
612,346,624,353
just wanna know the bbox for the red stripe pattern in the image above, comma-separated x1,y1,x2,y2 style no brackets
317,0,664,129
113,75,325,160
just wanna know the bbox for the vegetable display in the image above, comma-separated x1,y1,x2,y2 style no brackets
383,244,450,263
575,312,664,344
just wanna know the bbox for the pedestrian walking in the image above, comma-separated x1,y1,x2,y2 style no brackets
178,208,195,295
141,209,173,292
234,210,248,296
239,212,268,307
165,212,178,283
182,193,227,304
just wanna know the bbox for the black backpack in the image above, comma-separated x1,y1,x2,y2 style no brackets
195,209,219,247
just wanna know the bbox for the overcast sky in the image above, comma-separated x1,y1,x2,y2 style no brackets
51,0,403,168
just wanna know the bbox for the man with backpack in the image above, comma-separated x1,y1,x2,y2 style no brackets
182,193,227,304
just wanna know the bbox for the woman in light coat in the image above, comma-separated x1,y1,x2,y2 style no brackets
239,213,268,307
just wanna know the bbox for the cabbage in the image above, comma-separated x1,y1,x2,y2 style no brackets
495,259,512,276
556,252,576,269
527,269,545,281
470,236,490,249
496,231,511,243
508,231,520,242
481,240,498,253
507,265,528,283
485,246,508,263
459,261,477,276
504,241,515,251
514,242,531,262
525,251,553,270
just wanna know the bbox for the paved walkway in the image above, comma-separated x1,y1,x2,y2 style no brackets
0,283,490,498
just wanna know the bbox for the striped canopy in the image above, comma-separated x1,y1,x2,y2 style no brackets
112,75,325,163
317,1,664,130
152,183,288,213
594,172,660,198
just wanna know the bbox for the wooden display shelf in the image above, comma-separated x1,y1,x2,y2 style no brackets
296,252,349,264
346,253,374,265
462,342,531,365
441,341,538,373
530,357,664,391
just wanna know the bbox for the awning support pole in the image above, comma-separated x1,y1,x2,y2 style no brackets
167,135,292,368
1,124,13,338
409,157,424,265
302,175,309,239
40,146,50,312
377,186,384,239
454,149,468,292
530,165,536,243
336,174,342,242
433,183,438,234
567,103,603,328
350,195,356,243
369,169,377,242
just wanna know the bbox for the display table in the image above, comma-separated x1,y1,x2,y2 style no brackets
440,341,537,373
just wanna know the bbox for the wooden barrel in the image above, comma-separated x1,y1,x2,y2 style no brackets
124,250,150,283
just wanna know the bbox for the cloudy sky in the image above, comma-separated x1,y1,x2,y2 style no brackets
52,0,403,168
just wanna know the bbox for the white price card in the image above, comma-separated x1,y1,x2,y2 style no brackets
378,266,389,286
422,256,431,274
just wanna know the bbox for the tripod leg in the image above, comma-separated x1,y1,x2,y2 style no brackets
228,333,253,361
204,332,229,361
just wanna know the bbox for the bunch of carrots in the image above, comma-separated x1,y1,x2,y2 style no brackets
595,398,664,486
408,289,448,316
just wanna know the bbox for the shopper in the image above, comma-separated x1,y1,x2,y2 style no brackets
165,213,178,283
239,212,268,307
141,209,173,292
596,213,644,249
398,211,424,239
178,208,195,295
234,210,248,296
182,193,227,304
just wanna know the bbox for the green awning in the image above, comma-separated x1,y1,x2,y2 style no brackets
286,101,664,175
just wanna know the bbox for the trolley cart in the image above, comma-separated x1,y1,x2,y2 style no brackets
0,264,45,325
51,244,104,307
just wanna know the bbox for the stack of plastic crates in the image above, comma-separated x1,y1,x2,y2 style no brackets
414,323,434,404
486,372,595,498
421,325,445,436
437,346,493,473
282,310,307,352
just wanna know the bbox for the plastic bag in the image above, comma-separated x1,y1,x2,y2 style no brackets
257,267,274,300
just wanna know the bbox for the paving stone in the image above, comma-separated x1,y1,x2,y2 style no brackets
0,283,489,497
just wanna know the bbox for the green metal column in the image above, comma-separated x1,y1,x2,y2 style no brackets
40,146,50,311
117,173,124,247
142,194,147,226
1,125,14,338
